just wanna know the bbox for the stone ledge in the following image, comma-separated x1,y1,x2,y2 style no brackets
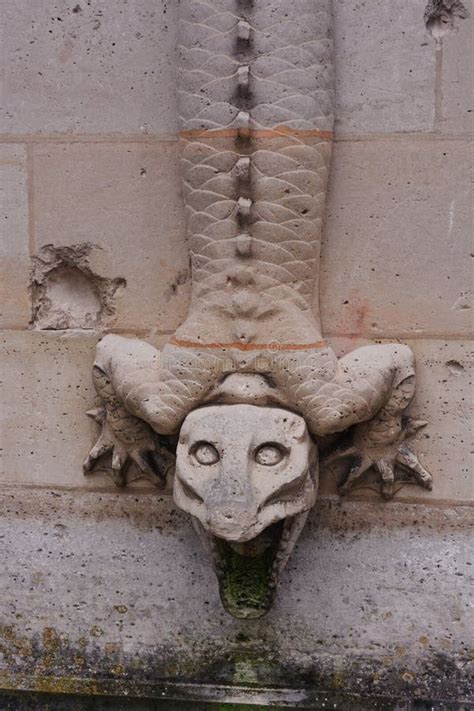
0,487,471,705
0,486,472,531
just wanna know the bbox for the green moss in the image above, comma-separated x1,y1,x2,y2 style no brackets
329,670,345,689
214,522,284,619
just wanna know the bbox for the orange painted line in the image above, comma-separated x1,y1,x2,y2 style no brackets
179,125,333,141
169,337,327,351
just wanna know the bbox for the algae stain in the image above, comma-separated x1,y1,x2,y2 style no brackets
215,521,284,619
233,658,259,685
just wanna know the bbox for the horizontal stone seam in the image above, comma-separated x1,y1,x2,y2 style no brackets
0,327,175,337
323,332,474,340
0,132,471,144
333,132,473,142
0,484,472,509
178,126,334,140
0,134,179,144
1,327,471,341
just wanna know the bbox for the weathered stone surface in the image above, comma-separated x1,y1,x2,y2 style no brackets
0,0,177,136
30,243,127,330
0,330,104,488
437,7,474,134
0,0,471,701
320,138,472,337
0,488,471,703
402,339,473,504
31,142,190,332
333,0,436,133
0,145,30,328
320,338,473,503
0,330,165,489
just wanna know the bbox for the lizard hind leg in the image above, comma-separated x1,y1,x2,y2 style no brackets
336,348,432,499
334,415,432,499
297,343,433,499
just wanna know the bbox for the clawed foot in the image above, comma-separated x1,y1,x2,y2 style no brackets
324,417,433,499
83,408,174,488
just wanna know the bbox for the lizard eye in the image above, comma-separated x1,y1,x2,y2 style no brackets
192,441,219,465
255,443,287,466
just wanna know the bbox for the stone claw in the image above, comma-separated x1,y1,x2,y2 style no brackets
326,417,432,499
86,407,106,424
84,413,173,488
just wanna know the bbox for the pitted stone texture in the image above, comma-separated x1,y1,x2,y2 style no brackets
319,338,474,503
1,0,177,135
0,145,30,328
0,489,471,700
436,5,474,134
0,330,104,488
0,330,168,489
320,138,473,337
333,0,436,133
31,142,190,332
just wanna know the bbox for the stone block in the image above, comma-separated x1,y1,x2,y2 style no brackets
407,339,473,503
1,0,177,136
437,8,474,134
319,138,472,337
333,0,436,133
0,488,471,701
31,142,190,332
0,330,103,488
320,338,473,504
0,330,166,489
0,145,30,328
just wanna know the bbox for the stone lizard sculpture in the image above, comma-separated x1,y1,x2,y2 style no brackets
84,0,432,618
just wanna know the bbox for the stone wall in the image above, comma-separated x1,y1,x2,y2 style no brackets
1,0,472,706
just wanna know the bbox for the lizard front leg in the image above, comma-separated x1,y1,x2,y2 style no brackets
84,362,174,488
84,335,221,486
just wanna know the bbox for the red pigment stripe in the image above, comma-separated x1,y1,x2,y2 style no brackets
178,125,334,140
169,337,327,351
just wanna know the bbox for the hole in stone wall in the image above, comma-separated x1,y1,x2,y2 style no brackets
424,0,469,40
38,266,102,329
446,359,465,374
30,243,126,330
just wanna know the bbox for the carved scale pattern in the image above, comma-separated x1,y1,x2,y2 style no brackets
176,0,334,344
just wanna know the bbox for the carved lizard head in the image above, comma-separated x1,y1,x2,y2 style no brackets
175,398,318,618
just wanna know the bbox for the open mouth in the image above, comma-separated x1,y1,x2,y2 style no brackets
193,513,309,619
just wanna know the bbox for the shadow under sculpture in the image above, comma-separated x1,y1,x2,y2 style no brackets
84,0,433,619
